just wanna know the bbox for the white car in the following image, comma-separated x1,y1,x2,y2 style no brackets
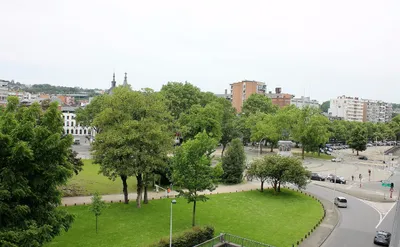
334,196,348,208
331,158,342,162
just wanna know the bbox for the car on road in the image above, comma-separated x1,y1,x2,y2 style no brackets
334,196,347,208
326,174,335,181
310,173,326,181
330,176,346,184
358,156,368,160
73,139,80,145
331,158,342,162
374,231,391,246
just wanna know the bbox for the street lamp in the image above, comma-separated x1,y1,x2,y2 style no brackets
170,199,177,247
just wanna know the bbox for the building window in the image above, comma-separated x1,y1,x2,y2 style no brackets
66,129,69,134
66,121,69,126
84,129,87,135
75,129,78,134
79,129,82,135
67,116,69,120
71,121,74,127
88,130,91,135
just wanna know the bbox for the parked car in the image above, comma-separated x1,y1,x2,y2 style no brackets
326,174,335,182
331,158,342,162
311,173,326,181
73,139,80,145
374,231,391,246
359,156,368,160
334,196,348,208
330,176,346,184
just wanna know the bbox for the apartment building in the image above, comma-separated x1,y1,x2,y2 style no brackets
61,106,94,138
291,96,319,109
0,80,8,106
363,100,393,123
265,87,294,108
230,80,266,113
328,96,365,122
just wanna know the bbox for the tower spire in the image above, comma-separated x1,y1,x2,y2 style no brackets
111,72,116,88
123,72,128,86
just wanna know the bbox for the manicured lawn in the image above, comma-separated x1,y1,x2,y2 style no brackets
48,189,323,247
62,160,137,196
293,152,333,160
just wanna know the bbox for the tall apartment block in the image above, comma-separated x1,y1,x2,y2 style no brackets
328,96,393,123
328,96,364,122
363,100,393,123
230,80,266,113
265,87,294,108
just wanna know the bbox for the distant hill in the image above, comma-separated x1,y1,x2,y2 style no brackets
6,80,102,96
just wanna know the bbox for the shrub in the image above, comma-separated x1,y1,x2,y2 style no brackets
149,225,214,247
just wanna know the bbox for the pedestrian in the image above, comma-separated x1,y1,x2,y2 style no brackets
351,175,354,181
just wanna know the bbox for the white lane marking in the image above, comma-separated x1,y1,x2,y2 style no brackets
376,202,397,229
355,198,383,228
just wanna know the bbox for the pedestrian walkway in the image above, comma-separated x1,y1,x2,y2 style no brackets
61,183,260,206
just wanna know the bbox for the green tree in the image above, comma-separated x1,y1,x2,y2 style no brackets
348,124,368,155
248,155,310,193
329,120,350,143
247,113,280,154
160,82,202,120
68,149,84,175
89,192,107,234
172,132,219,226
292,107,330,159
389,115,400,141
179,102,223,141
217,98,240,156
92,87,173,207
242,94,278,116
75,94,107,135
320,101,330,113
221,138,246,184
0,99,75,246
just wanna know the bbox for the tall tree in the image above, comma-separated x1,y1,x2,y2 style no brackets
221,138,246,184
247,112,280,153
179,102,223,141
292,107,330,159
389,115,400,142
320,101,330,113
348,124,368,155
160,82,202,120
75,94,107,135
242,94,278,116
92,87,173,207
217,98,240,156
172,132,219,226
0,98,75,246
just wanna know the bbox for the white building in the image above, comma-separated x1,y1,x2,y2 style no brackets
364,100,393,123
61,107,94,139
328,96,364,122
291,96,319,109
0,80,9,105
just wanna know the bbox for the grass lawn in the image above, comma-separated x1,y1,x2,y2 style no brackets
61,160,137,196
48,189,323,247
293,152,333,160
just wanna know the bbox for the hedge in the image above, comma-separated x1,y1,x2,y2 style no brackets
149,225,214,247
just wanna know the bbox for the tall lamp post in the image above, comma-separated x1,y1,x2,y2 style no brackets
170,199,177,247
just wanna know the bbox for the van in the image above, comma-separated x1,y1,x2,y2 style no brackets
334,197,347,208
73,139,80,145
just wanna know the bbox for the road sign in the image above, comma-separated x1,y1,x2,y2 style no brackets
382,180,392,187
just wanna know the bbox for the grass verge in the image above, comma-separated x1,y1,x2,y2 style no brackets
48,189,323,247
61,160,137,196
293,152,333,160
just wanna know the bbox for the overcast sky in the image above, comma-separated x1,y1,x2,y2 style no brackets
1,0,399,103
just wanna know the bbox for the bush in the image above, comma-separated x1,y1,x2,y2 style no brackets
149,225,214,247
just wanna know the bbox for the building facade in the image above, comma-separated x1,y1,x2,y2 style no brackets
0,80,8,106
265,87,294,108
230,80,266,113
291,96,319,109
328,96,365,122
363,100,393,123
61,106,94,138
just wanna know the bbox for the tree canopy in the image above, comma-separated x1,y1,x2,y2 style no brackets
221,138,246,184
242,94,278,116
348,124,368,155
0,98,75,247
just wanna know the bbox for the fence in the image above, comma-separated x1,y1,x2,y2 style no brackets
193,233,275,247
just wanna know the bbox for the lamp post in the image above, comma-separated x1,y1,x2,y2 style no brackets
170,199,177,247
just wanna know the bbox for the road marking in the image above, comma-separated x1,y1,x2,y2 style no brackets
355,198,383,228
376,202,397,229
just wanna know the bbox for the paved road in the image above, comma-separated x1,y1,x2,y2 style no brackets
306,184,381,247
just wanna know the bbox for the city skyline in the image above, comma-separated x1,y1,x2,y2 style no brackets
1,0,399,103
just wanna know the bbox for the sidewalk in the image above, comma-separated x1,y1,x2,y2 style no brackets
61,183,260,206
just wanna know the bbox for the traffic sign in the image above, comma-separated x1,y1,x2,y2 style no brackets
382,180,392,187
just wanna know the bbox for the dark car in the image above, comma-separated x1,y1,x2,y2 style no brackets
359,156,368,160
311,173,326,181
330,176,346,184
374,231,391,246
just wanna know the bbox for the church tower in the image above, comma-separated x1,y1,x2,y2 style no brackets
123,72,128,86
